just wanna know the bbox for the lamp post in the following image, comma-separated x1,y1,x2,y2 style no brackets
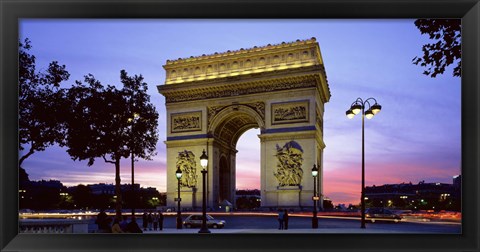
175,167,183,229
312,164,319,229
346,97,382,229
199,149,211,233
127,113,140,220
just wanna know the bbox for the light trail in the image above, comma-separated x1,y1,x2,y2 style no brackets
19,211,461,226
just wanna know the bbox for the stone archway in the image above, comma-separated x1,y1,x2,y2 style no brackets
158,38,330,211
219,155,230,202
207,104,264,207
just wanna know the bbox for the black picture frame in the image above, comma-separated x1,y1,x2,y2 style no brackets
1,0,479,251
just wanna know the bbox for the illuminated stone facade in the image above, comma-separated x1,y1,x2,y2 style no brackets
158,38,330,210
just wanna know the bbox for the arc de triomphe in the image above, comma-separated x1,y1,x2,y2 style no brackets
158,38,330,211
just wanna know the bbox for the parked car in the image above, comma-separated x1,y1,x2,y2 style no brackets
365,208,403,223
183,214,226,229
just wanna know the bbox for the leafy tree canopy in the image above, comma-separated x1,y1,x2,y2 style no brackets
413,19,461,78
63,70,159,217
19,38,70,166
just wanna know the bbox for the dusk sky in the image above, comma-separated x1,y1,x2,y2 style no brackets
19,19,461,205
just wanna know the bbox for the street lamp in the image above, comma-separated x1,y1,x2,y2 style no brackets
127,113,140,220
346,97,382,229
199,149,211,234
175,167,183,229
312,164,319,229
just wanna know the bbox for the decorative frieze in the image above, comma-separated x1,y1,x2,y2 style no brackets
271,100,309,125
171,111,202,133
161,75,318,103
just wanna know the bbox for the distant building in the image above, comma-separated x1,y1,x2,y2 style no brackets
19,167,164,210
453,175,461,189
88,183,115,195
29,179,64,189
88,183,158,195
19,179,66,210
364,176,461,211
322,196,334,209
235,189,261,210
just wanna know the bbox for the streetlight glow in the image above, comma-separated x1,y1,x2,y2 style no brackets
176,167,183,229
311,165,318,177
175,167,182,179
371,103,382,114
200,149,208,168
199,149,211,234
346,97,382,229
346,109,355,119
365,109,374,119
351,103,362,115
311,164,319,229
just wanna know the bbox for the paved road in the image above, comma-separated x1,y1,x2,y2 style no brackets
89,213,460,234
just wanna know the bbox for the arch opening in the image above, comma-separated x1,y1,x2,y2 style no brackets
234,128,261,210
211,107,262,208
235,128,261,191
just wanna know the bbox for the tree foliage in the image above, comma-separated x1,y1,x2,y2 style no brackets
413,19,461,78
19,38,70,166
63,70,159,218
120,70,159,160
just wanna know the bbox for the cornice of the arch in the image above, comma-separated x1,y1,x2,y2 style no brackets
157,65,329,103
162,38,324,85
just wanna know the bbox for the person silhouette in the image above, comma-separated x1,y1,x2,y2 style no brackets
284,209,289,230
95,209,109,233
158,211,164,231
142,212,148,231
277,208,285,230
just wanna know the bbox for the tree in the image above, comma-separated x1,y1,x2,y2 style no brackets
120,70,159,163
19,38,70,166
71,184,93,209
323,199,334,210
413,19,461,78
63,71,158,218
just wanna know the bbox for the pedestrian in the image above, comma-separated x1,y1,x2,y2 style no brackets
95,209,109,233
277,208,284,230
142,212,148,231
284,209,289,230
158,211,164,231
126,218,143,233
148,211,153,231
111,218,124,233
153,213,159,231
119,215,129,232
103,216,113,233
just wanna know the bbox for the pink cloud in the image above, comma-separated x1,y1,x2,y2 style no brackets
323,161,459,205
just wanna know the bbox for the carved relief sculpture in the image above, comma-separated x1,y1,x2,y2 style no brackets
274,141,304,187
171,111,202,133
271,100,309,125
207,105,225,126
176,150,198,188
